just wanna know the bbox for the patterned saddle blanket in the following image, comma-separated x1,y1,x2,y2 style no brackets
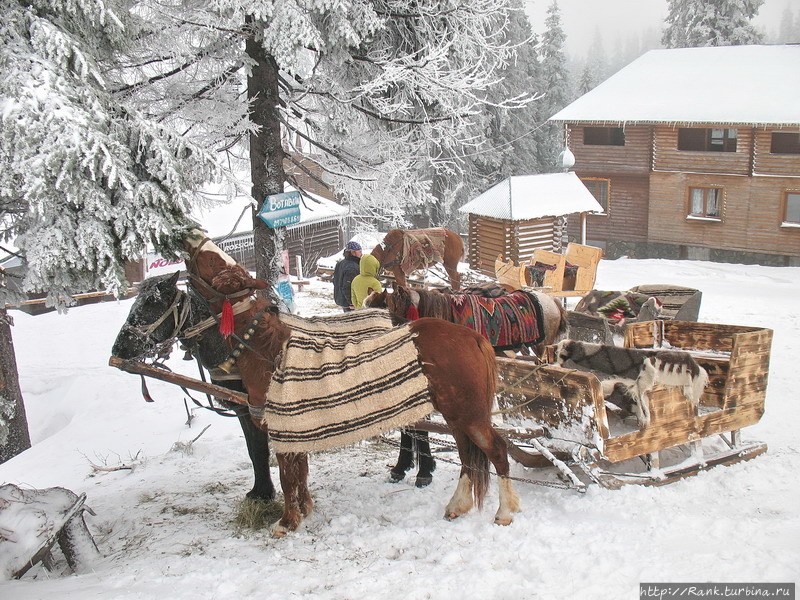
449,290,545,350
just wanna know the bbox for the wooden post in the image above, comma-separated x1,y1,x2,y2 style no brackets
295,255,304,279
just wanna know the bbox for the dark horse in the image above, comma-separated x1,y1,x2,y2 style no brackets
112,232,520,536
370,228,464,290
111,271,276,501
365,283,569,485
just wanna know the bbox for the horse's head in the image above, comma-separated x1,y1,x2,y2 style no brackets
363,289,388,309
111,271,187,360
371,229,403,269
183,230,268,308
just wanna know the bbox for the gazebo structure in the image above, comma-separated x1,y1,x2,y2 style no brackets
459,172,603,276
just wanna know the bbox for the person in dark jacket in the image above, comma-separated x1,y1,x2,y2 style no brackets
332,241,362,311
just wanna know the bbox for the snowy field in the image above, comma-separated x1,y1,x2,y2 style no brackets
0,257,798,599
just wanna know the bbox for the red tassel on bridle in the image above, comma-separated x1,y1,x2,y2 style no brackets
219,299,234,337
405,305,420,321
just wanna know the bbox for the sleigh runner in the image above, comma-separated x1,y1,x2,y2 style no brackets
494,319,772,487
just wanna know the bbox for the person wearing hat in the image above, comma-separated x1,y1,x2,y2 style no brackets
332,241,362,312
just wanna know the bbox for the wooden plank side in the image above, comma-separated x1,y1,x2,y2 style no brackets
495,358,606,445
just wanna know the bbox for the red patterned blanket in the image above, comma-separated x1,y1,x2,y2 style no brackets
449,290,544,350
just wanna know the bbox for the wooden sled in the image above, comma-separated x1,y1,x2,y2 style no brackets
495,320,772,487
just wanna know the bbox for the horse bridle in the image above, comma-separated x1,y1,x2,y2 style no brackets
378,236,403,269
122,287,190,348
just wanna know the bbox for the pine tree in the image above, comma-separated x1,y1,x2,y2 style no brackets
662,0,765,48
535,0,571,172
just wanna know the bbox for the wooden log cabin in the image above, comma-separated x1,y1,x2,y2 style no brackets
549,45,800,267
458,172,603,276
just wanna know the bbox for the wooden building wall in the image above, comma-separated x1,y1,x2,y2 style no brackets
648,172,800,256
468,214,561,276
566,173,650,245
567,124,651,174
753,127,800,176
653,125,752,175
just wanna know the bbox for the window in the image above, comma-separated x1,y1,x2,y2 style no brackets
582,178,610,213
688,187,722,219
583,127,625,146
678,128,738,152
771,133,800,155
785,192,800,224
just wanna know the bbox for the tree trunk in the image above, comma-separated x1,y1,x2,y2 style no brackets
0,309,31,464
246,19,286,285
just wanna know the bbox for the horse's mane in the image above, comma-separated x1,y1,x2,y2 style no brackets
416,289,452,321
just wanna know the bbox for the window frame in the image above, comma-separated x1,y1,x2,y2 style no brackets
686,186,723,221
770,132,800,155
583,127,625,146
582,177,610,215
782,190,800,228
678,128,738,152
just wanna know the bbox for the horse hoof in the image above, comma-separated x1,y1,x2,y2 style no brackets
389,470,405,483
494,516,513,526
415,476,433,488
270,523,289,538
246,488,276,502
444,511,460,521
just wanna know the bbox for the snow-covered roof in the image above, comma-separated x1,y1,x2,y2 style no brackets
458,172,604,220
194,183,348,239
550,45,800,126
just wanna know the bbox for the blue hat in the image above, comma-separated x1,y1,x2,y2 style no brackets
345,241,362,251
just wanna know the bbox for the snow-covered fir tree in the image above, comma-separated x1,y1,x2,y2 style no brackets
662,0,765,48
535,0,571,172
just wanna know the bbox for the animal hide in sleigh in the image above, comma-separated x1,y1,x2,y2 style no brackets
449,291,545,350
264,325,433,453
400,228,447,277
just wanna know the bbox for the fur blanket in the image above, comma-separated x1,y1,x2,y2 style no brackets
264,324,433,453
400,228,446,276
450,290,544,350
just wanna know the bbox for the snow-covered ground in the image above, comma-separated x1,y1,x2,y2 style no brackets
0,257,798,599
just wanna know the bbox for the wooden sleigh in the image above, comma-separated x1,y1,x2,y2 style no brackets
495,320,772,487
110,318,772,490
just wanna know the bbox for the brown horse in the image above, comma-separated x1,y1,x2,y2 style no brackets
370,228,464,290
182,232,519,536
366,284,569,357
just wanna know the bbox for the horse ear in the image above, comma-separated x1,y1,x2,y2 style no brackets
168,271,181,286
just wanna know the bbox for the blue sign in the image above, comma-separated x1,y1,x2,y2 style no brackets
258,191,301,229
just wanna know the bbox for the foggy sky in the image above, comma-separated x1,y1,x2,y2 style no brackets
524,0,793,58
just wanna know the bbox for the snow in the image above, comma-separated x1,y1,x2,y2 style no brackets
1,258,799,598
550,45,800,126
459,172,604,220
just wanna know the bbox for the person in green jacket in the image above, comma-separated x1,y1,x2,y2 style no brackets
350,253,383,309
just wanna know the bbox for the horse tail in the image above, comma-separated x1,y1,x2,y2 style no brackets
467,335,498,509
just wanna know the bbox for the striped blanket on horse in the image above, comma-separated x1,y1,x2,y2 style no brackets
449,290,544,350
264,324,433,453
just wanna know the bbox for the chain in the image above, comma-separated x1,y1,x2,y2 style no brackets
378,430,583,492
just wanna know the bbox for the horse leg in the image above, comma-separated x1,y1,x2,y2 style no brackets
271,452,309,537
389,429,415,482
413,430,435,488
443,431,475,520
444,263,461,291
240,415,276,500
391,267,407,288
465,423,521,526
